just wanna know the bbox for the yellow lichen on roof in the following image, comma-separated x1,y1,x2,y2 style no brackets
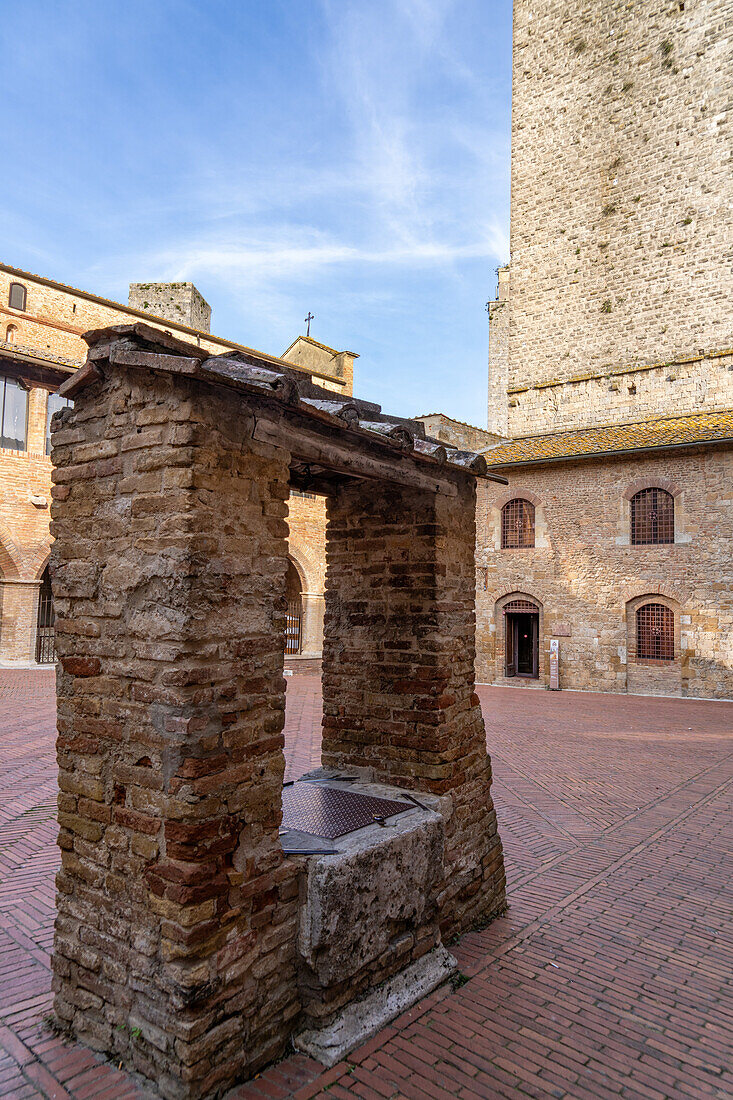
482,410,733,466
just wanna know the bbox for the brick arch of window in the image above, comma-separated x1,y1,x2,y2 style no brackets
8,283,27,311
5,324,18,343
501,498,535,549
630,487,674,545
635,602,675,661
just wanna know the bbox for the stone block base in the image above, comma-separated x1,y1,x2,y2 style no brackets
294,945,457,1067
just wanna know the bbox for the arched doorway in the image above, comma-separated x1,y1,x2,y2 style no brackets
35,565,56,664
503,597,539,678
285,559,303,655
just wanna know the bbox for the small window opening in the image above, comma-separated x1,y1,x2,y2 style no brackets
5,324,17,343
8,283,27,311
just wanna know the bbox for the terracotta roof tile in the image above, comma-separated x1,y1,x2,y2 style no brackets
482,411,733,466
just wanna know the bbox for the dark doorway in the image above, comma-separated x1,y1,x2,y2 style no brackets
35,565,56,664
504,600,540,679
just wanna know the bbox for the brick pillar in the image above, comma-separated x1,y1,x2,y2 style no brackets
51,367,299,1099
0,579,40,662
321,478,506,939
300,592,324,657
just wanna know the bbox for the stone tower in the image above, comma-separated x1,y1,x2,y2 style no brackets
488,0,733,438
129,281,212,332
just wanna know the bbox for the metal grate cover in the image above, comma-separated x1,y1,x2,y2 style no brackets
281,784,410,839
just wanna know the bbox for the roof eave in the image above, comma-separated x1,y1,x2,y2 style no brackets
485,435,733,471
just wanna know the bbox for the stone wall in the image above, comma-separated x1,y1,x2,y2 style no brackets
487,266,509,437
51,365,300,1098
507,349,733,437
321,478,506,940
489,0,733,438
415,414,504,452
475,445,733,699
509,0,732,397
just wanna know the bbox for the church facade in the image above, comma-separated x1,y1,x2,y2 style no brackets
475,0,733,698
0,264,352,665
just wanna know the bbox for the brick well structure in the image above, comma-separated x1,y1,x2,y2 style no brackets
50,324,506,1099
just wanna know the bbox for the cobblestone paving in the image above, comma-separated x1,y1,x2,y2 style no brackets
0,670,731,1099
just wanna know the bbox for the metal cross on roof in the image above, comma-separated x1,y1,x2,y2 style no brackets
305,312,314,337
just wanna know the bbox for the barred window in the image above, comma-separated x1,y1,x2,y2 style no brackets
501,499,535,549
631,488,674,545
636,603,674,661
8,283,27,311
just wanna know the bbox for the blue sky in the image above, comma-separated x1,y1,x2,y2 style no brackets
0,0,512,423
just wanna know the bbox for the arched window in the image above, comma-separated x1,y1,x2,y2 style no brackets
636,603,674,661
501,498,535,548
631,488,674,545
5,324,17,343
8,283,27,311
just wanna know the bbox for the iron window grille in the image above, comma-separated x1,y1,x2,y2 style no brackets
35,568,56,664
285,599,302,654
501,499,535,549
636,603,674,661
8,283,27,311
631,488,674,545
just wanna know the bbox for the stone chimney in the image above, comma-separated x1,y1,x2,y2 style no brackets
128,282,211,333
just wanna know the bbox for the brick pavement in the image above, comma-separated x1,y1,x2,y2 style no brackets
0,670,731,1099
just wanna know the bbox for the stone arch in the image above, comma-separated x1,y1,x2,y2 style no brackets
0,524,22,580
620,581,687,608
286,537,320,596
31,543,53,581
495,589,544,612
493,590,545,685
285,539,324,659
623,476,681,500
493,487,543,510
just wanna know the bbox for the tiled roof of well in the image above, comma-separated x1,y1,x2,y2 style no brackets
63,323,509,487
482,411,733,467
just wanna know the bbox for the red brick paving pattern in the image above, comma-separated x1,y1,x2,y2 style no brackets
1,670,731,1099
